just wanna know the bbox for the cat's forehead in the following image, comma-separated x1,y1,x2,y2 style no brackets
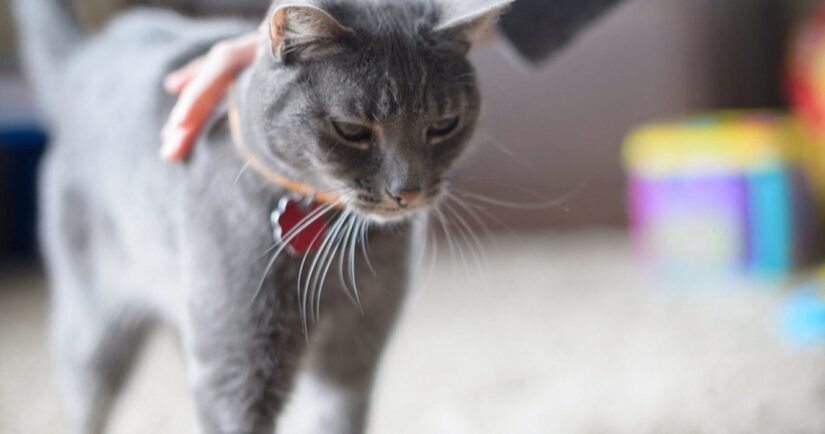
303,0,473,78
299,0,478,118
323,0,443,34
315,49,471,120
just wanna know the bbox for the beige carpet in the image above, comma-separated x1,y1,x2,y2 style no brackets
2,231,825,434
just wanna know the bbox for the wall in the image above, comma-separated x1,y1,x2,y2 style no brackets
463,0,785,229
0,1,13,63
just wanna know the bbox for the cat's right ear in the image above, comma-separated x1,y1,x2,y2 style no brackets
268,3,354,63
435,0,514,55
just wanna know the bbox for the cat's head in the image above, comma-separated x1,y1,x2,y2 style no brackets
243,0,511,223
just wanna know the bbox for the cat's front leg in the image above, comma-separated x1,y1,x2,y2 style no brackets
179,282,305,434
280,286,407,434
279,227,413,434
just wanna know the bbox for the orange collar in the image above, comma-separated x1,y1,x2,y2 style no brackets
227,97,342,207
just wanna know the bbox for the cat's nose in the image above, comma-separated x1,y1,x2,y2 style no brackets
386,186,422,208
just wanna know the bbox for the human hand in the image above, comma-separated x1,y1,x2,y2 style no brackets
160,33,258,161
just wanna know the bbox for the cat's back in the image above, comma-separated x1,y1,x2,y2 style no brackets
39,8,261,304
51,8,253,158
42,7,257,228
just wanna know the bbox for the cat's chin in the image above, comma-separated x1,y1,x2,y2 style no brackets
352,205,429,225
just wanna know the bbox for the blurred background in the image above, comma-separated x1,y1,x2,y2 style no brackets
4,1,825,433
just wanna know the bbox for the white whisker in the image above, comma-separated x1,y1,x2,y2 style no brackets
336,215,357,301
433,206,467,275
300,209,349,330
313,213,353,322
233,160,253,186
252,202,337,305
419,215,439,291
454,185,584,212
334,213,362,309
415,214,429,271
256,202,335,261
358,219,376,276
442,200,489,282
445,192,494,238
348,215,364,313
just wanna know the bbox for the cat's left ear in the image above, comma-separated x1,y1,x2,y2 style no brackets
268,3,354,62
434,0,514,54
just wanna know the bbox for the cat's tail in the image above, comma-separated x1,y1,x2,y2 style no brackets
11,0,87,106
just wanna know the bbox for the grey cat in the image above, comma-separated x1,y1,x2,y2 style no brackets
12,0,510,432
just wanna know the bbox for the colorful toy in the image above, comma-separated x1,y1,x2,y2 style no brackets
778,2,825,346
623,112,820,282
789,4,825,137
782,268,825,345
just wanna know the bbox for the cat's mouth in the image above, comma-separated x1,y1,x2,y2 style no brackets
329,182,441,223
350,201,435,223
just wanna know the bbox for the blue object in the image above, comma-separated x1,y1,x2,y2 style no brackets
747,166,793,279
0,125,48,258
782,282,825,345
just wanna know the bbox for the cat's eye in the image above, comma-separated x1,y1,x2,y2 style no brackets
331,120,373,145
427,116,460,141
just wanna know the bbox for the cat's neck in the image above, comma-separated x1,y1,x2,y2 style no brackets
230,67,339,205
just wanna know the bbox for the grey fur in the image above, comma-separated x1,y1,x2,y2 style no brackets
11,0,86,115
11,0,509,432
